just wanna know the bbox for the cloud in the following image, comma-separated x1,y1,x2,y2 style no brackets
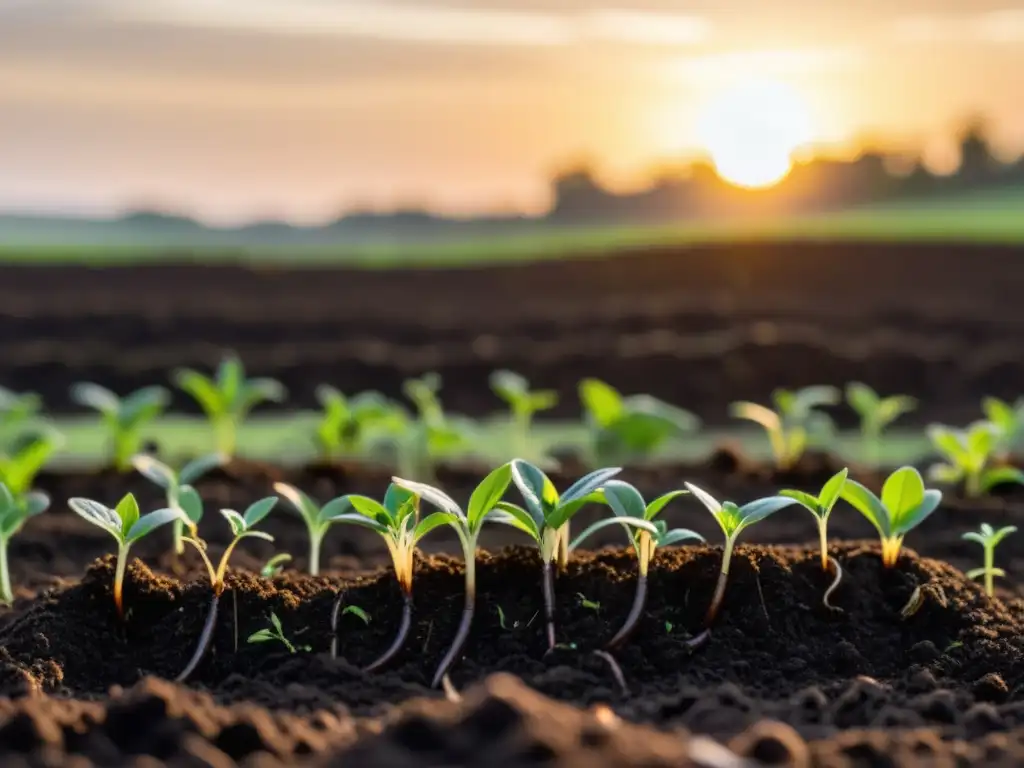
893,10,1024,43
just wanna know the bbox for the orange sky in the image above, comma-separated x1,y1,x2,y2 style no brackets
1,1,1023,223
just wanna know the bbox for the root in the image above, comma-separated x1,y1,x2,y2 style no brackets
685,627,712,650
900,586,923,619
175,593,220,683
364,592,413,672
823,555,844,612
592,650,629,696
440,673,462,703
330,591,343,660
606,575,646,650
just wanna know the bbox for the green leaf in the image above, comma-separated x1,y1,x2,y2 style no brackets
414,511,456,542
818,468,849,514
927,425,969,464
238,530,275,544
982,397,1017,430
644,490,688,520
980,467,1024,493
20,491,50,518
383,484,418,520
967,422,996,460
392,476,463,518
69,498,123,540
132,455,177,490
180,453,225,485
990,526,1017,547
260,553,291,577
579,378,623,428
527,390,558,413
735,496,798,533
270,612,284,634
569,515,659,551
0,484,13,512
560,466,621,508
962,531,987,546
876,396,916,428
178,485,204,525
0,435,60,495
490,370,528,403
789,386,841,418
274,482,321,528
116,494,140,538
466,462,512,528
713,502,744,538
69,382,120,416
345,495,390,523
126,507,181,544
488,501,540,541
317,497,354,524
600,480,647,520
243,497,278,528
881,466,926,521
779,489,822,517
659,528,704,547
730,401,781,431
220,509,247,537
241,378,288,411
342,605,370,624
845,382,879,417
510,460,555,524
319,512,390,535
927,462,963,485
217,355,244,404
840,480,890,537
893,489,942,535
247,629,276,643
173,369,224,418
120,386,170,424
683,482,722,515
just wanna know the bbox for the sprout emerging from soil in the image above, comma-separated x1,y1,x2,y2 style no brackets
982,397,1024,462
132,453,224,555
845,383,916,466
331,484,446,671
69,383,170,471
176,497,278,682
260,553,291,578
571,480,700,649
313,386,393,460
68,493,180,619
684,484,798,625
173,354,288,457
490,371,558,459
0,429,62,497
0,483,49,604
840,466,942,568
248,612,308,653
391,462,513,686
963,523,1017,597
730,386,839,470
780,468,849,608
498,460,632,649
273,482,374,576
927,422,1024,497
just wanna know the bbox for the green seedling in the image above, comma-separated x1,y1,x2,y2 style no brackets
927,422,1024,497
132,453,224,554
579,378,699,465
780,469,849,571
260,553,291,578
490,370,558,459
327,484,442,672
840,466,942,567
685,484,798,625
274,483,378,576
391,463,513,686
577,593,600,612
69,383,170,471
846,383,916,465
0,429,62,497
664,621,673,634
313,385,393,459
342,605,370,625
498,460,653,649
0,387,42,452
730,386,839,470
982,397,1024,461
247,612,308,653
962,523,1016,597
68,493,180,619
0,484,49,604
497,605,515,630
173,354,287,457
571,480,701,649
176,497,277,682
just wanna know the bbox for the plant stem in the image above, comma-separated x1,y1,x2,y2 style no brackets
556,524,570,572
966,470,981,498
607,573,647,650
432,556,475,688
985,544,994,597
214,417,235,458
705,539,735,626
819,521,829,572
0,538,12,605
176,592,220,682
364,589,413,672
309,530,323,576
881,536,904,567
541,560,556,650
172,518,185,556
114,543,129,620
823,555,843,611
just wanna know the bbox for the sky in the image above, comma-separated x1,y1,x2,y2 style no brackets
1,0,1023,223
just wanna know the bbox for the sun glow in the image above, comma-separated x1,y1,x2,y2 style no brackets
698,79,814,189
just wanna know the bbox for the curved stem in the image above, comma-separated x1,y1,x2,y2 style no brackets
431,550,475,688
592,650,629,696
704,538,735,626
686,627,712,650
819,521,829,572
309,529,323,576
213,536,244,593
330,591,343,659
114,543,129,620
182,537,217,586
823,555,843,611
175,592,220,682
542,560,556,650
607,573,647,650
0,537,13,605
364,590,413,672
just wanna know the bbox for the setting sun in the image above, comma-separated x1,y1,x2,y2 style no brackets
698,79,814,189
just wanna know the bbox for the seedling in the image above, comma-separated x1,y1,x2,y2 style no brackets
579,378,699,465
490,370,557,458
0,484,49,604
68,493,180,619
684,484,799,625
577,593,600,612
176,497,277,682
780,468,849,571
132,453,224,554
498,460,652,649
982,397,1024,461
173,354,287,457
730,386,839,470
840,466,942,567
0,387,42,452
312,385,393,459
962,523,1016,597
274,483,377,575
342,605,370,625
391,463,513,686
247,612,308,653
497,605,515,630
846,383,916,465
260,553,291,578
571,480,701,649
664,621,673,634
0,429,62,497
69,383,170,471
927,422,1024,497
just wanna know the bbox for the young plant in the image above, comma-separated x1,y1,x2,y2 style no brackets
390,463,514,687
780,469,849,571
579,378,699,465
132,453,224,554
247,612,308,653
570,480,701,649
273,482,372,575
328,485,444,671
962,523,1016,597
173,354,287,457
845,383,916,465
0,387,42,452
260,553,291,578
498,460,641,649
68,493,180,619
927,422,1024,497
69,383,170,471
730,386,839,470
0,484,49,604
490,370,558,458
312,385,393,459
0,429,62,497
684,484,799,625
840,466,942,567
176,497,278,682
982,397,1024,461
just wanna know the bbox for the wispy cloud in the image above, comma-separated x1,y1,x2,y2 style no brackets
893,10,1024,43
